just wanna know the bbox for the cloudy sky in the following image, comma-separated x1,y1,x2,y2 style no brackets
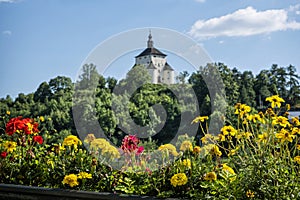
1,0,300,98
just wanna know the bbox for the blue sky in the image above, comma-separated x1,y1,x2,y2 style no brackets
1,0,300,98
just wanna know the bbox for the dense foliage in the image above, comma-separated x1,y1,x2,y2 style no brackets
0,95,299,199
0,63,299,145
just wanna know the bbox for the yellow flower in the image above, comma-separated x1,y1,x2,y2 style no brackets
204,172,217,181
243,132,252,139
246,190,255,198
193,146,201,154
221,125,237,136
222,163,235,175
192,116,208,124
62,135,82,148
238,104,251,117
102,145,120,159
78,172,92,179
266,95,285,108
297,144,300,150
257,132,268,143
39,116,45,122
90,138,109,150
201,134,217,144
228,146,240,156
6,111,10,115
294,156,300,164
292,127,300,135
158,144,179,156
286,104,291,111
218,133,226,142
62,174,79,187
211,145,222,157
84,133,96,144
170,173,188,187
3,141,17,153
180,140,193,152
275,128,295,143
292,117,300,126
181,159,191,168
272,116,290,127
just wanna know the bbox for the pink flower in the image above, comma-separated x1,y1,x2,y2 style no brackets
121,135,144,155
136,146,144,155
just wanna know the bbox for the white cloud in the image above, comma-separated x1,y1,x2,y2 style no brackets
2,30,12,36
0,0,19,3
195,0,205,3
189,6,300,39
289,4,300,12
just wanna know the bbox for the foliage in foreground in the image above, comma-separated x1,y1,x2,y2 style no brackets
0,95,300,199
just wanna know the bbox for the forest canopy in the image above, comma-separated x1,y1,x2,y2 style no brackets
0,63,299,145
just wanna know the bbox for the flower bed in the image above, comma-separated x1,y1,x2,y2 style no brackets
0,95,300,199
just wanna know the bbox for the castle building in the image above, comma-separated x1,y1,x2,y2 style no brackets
134,33,175,84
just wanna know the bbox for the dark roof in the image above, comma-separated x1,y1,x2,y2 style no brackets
163,62,174,71
147,61,157,69
135,47,167,58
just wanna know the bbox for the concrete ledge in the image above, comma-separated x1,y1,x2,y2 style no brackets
0,184,175,200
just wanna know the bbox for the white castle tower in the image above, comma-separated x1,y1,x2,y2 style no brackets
134,32,175,84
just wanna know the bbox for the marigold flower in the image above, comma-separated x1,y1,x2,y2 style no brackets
3,141,17,153
272,116,290,127
5,117,39,135
246,190,255,198
192,116,208,124
221,125,237,136
193,146,201,154
275,128,295,143
257,132,268,143
180,140,193,152
1,151,8,158
181,159,191,168
158,144,179,156
266,95,285,108
62,135,82,149
90,138,109,150
170,173,188,187
294,156,300,164
77,172,92,179
62,174,79,187
204,172,217,181
84,133,96,144
33,135,43,144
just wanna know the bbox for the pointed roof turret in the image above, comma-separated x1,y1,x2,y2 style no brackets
147,31,154,48
135,32,167,58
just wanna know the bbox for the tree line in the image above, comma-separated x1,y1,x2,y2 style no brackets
0,63,299,144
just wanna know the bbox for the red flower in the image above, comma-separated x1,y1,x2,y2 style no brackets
1,151,8,158
5,116,24,135
136,146,144,155
5,116,39,135
121,135,144,155
33,135,43,144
